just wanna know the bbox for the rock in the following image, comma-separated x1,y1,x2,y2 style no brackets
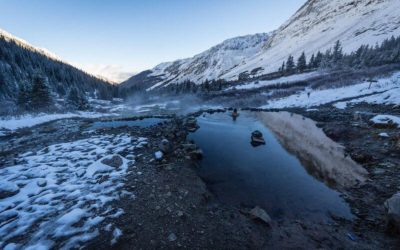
249,206,272,226
0,181,19,199
101,155,123,168
159,139,172,154
385,193,400,234
182,143,197,151
351,152,373,164
185,117,199,132
189,149,203,160
168,233,177,242
155,151,164,160
37,179,47,187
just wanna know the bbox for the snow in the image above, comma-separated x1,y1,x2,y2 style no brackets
333,102,348,110
0,181,19,195
226,71,324,91
0,134,147,249
379,132,389,137
111,228,122,245
225,0,400,80
155,151,163,160
0,111,117,132
263,72,400,109
145,33,270,90
141,0,400,90
371,115,400,128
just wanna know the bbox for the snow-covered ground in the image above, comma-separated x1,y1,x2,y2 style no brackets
370,115,400,128
0,134,148,249
0,112,118,134
226,71,324,91
262,72,400,109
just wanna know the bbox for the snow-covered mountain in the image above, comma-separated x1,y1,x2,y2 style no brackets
123,0,400,91
120,33,270,91
225,0,400,79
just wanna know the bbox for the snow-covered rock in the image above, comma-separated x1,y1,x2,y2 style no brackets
0,134,146,249
370,115,400,128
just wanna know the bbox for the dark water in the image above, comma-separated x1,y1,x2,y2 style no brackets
189,111,365,222
90,118,165,129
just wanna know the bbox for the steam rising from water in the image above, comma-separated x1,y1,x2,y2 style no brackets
124,94,223,115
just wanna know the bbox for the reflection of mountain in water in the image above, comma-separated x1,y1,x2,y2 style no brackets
257,112,367,190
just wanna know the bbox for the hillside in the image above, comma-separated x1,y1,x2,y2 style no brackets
0,29,117,111
125,0,400,91
120,33,269,91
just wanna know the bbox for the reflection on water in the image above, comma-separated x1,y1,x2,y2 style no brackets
257,112,367,189
189,111,366,222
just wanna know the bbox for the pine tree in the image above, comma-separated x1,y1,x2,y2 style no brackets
333,40,343,64
31,75,53,111
67,87,89,110
17,85,31,111
286,55,295,74
279,61,286,73
308,54,315,69
297,52,307,72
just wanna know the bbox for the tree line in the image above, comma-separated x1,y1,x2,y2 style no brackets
278,36,400,75
0,33,118,112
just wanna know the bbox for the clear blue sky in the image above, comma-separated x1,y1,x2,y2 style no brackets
0,0,305,81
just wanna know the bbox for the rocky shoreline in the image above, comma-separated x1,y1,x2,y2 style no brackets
1,104,399,249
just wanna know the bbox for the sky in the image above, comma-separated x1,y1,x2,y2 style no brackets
0,0,306,82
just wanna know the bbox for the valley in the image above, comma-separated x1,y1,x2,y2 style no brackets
1,0,400,249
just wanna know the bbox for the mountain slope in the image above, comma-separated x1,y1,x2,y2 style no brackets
126,0,400,91
120,33,270,91
0,29,117,105
225,0,400,79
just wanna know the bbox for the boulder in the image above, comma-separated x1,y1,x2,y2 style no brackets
101,155,123,168
159,139,172,154
189,149,203,160
249,206,272,226
385,192,400,234
167,233,177,242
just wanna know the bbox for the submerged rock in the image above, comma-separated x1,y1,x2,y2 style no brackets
385,192,400,234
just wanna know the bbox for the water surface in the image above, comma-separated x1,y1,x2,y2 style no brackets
189,111,367,222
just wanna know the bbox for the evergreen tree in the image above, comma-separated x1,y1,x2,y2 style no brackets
285,55,295,74
315,51,323,68
279,61,286,73
67,87,89,110
297,52,307,72
332,40,343,64
308,54,315,69
17,85,31,111
31,75,53,111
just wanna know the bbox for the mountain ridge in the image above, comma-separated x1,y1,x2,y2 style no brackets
122,0,400,92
